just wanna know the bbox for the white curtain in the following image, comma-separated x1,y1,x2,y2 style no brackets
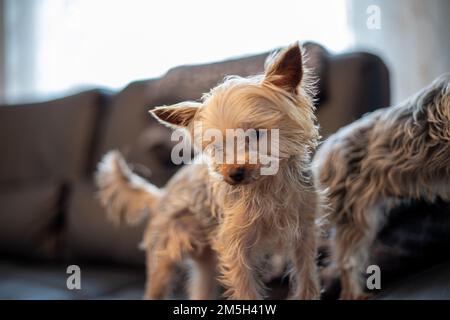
347,0,450,103
2,0,351,103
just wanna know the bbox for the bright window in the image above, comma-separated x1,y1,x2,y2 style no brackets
5,0,352,102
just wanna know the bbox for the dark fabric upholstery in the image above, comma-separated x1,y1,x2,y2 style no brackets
65,180,145,267
316,52,390,138
375,260,450,300
0,182,61,260
92,79,178,188
0,90,103,185
0,260,145,299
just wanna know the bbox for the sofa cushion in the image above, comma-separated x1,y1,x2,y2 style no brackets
92,79,179,188
375,260,450,300
0,260,145,299
0,90,103,185
0,182,61,260
316,52,390,138
65,180,145,267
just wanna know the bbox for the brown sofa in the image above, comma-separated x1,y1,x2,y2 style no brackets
1,43,448,299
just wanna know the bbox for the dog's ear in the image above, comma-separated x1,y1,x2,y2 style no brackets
149,102,201,129
264,42,303,93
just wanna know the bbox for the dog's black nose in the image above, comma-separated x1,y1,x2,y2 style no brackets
229,167,245,183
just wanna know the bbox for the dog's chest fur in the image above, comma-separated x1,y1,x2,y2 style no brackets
160,156,317,255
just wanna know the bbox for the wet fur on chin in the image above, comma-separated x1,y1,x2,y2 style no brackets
96,43,325,300
313,74,450,299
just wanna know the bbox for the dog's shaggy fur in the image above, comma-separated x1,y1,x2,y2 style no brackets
313,74,450,299
96,43,324,300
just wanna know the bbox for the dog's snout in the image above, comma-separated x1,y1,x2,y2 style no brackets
229,167,245,183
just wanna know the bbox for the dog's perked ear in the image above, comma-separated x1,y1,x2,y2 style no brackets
264,42,303,94
149,101,201,129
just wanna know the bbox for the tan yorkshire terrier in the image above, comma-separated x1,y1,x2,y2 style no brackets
96,43,324,300
313,74,450,299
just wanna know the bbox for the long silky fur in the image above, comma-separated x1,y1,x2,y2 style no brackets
96,150,163,225
313,73,450,299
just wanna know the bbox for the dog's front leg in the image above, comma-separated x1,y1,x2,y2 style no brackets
144,245,176,300
289,223,320,300
219,248,262,299
189,246,219,300
216,232,264,300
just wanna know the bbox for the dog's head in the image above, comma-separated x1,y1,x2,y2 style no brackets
150,43,318,186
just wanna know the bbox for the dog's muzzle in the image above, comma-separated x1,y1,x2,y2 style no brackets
224,166,248,185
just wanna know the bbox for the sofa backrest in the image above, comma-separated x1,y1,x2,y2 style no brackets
0,90,108,260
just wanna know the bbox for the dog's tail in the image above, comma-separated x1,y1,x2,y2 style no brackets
95,150,164,226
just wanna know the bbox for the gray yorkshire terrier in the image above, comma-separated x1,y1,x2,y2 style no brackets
313,74,450,299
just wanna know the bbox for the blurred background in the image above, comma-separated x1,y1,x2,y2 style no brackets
1,0,449,104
